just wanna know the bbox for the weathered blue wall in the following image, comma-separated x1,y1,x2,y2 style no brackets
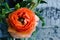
30,0,60,40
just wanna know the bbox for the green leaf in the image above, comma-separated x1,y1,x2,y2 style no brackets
29,2,35,9
15,3,20,10
4,2,11,11
38,0,42,3
2,9,6,14
0,18,2,22
28,27,39,40
40,1,47,3
7,37,14,40
32,27,38,36
39,16,45,26
42,22,45,26
20,38,26,40
32,0,38,4
39,16,44,22
0,0,5,3
0,3,2,13
20,1,31,7
28,38,32,40
25,0,32,2
39,10,43,13
2,9,10,15
35,9,45,26
0,7,1,13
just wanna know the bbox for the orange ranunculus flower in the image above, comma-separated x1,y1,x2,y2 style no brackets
7,8,39,38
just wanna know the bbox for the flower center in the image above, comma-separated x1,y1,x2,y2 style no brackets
18,17,25,25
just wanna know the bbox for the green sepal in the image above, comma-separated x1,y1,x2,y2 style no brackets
15,3,20,10
35,10,45,26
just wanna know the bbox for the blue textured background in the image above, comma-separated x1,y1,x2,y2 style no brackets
29,0,60,40
1,0,60,40
32,0,60,40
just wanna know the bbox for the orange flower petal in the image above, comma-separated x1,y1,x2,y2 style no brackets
7,8,39,38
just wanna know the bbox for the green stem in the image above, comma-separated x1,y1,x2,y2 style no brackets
30,0,42,11
20,38,28,40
